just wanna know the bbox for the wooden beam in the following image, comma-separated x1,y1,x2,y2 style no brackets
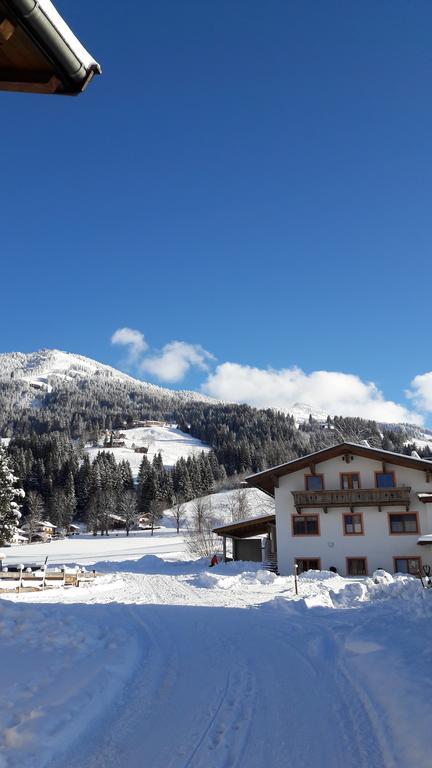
309,462,316,475
382,461,387,473
272,474,279,488
0,18,15,44
0,75,61,93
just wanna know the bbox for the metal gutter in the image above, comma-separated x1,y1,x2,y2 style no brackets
3,0,101,93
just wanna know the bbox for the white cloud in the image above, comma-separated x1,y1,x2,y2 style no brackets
203,363,423,425
139,341,215,383
407,372,432,412
111,328,148,363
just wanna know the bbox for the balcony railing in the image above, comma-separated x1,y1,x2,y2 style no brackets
292,487,411,513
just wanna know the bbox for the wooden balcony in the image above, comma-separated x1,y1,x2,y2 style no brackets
292,487,411,514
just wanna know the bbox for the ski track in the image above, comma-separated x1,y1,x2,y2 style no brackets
40,567,420,768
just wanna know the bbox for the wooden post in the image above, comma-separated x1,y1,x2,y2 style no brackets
18,564,23,593
222,536,227,563
294,563,299,596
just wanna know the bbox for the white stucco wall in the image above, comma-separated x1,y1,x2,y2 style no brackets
275,454,432,576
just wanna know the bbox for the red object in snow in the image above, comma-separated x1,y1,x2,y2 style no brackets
210,555,219,567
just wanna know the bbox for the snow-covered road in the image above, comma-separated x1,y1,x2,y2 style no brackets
2,558,432,768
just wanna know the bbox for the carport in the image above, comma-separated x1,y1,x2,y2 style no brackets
213,514,277,570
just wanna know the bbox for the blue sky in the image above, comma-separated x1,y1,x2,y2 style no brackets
2,1,432,424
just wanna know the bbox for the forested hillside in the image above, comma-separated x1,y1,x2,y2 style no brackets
1,350,431,537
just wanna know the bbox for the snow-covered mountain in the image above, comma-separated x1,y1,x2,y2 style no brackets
0,349,215,404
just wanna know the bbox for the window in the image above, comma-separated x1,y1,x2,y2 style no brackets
305,474,324,491
292,515,319,536
394,558,421,576
375,471,395,488
347,558,367,576
343,513,363,535
296,558,321,573
389,513,419,534
341,473,360,490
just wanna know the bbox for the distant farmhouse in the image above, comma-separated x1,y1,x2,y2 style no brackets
215,442,432,578
0,0,100,94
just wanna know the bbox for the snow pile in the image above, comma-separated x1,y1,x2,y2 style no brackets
330,571,431,614
192,564,276,590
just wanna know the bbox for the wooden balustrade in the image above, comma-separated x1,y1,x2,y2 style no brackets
292,487,411,513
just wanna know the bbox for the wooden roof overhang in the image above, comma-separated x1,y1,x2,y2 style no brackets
245,442,432,496
213,514,276,539
0,0,100,94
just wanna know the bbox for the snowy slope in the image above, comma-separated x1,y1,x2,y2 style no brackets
164,486,275,526
1,557,432,768
403,428,432,453
0,349,215,403
86,424,210,474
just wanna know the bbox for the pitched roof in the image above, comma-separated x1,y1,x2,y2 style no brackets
0,0,101,94
245,442,432,495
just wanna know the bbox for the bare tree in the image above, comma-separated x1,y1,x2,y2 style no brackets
148,499,164,537
25,491,45,542
120,490,138,536
223,488,251,522
169,496,186,534
185,498,219,558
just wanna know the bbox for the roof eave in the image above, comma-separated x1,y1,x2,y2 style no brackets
245,442,432,493
2,0,101,94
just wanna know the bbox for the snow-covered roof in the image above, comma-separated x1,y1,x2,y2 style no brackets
0,0,101,95
246,442,432,495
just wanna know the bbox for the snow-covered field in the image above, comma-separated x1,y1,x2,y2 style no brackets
86,425,210,475
4,486,272,569
4,528,185,566
1,531,432,768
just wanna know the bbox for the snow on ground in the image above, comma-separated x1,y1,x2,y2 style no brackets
4,528,185,567
1,535,432,768
3,486,272,568
85,425,210,475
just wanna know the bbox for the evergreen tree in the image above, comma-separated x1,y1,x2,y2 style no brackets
0,447,24,544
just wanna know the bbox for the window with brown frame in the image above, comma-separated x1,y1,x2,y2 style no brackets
343,513,363,535
375,471,395,488
389,513,419,534
292,515,319,536
296,558,320,573
340,473,360,490
347,558,367,576
305,474,324,491
394,557,421,576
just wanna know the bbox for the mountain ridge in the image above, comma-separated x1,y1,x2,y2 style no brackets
0,348,216,405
